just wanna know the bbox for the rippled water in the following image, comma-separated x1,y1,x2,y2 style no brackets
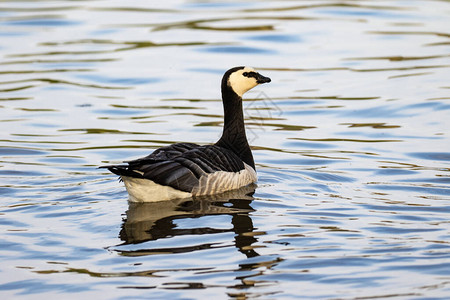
1,0,449,299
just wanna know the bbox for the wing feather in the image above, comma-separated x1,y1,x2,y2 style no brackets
102,142,249,193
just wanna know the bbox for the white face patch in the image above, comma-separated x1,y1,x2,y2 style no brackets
228,66,259,97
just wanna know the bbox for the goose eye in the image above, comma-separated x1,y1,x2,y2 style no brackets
243,72,248,77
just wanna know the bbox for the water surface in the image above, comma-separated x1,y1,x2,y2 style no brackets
1,0,449,299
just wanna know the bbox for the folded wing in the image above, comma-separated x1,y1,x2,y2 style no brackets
102,142,246,193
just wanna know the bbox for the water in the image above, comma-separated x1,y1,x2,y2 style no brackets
1,0,449,299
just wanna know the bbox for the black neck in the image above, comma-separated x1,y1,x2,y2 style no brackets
215,85,255,170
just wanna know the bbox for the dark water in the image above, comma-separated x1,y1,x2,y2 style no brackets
1,1,449,299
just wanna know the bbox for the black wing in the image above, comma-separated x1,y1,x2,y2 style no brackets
101,142,245,193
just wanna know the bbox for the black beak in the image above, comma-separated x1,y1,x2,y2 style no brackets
256,73,271,84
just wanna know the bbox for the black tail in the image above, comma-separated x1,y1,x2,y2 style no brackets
99,164,143,178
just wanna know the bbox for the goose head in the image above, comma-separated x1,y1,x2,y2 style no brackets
223,66,271,98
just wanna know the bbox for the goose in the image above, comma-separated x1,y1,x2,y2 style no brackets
101,66,271,202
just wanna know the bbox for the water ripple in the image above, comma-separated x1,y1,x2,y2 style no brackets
0,0,449,299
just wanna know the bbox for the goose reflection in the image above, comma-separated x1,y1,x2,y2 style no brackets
117,184,260,258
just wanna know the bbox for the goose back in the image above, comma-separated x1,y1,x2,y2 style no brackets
104,142,254,196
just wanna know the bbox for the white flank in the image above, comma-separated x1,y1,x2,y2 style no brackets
193,163,257,196
121,176,192,202
121,163,257,202
228,66,258,97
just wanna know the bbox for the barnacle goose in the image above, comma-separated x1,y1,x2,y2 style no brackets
101,66,271,202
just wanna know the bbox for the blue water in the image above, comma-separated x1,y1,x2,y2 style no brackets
1,1,449,299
